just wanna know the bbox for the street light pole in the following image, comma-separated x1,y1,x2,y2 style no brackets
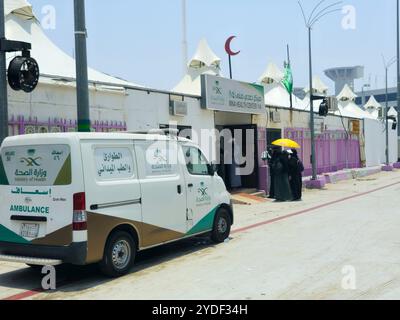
383,56,396,166
74,0,90,132
397,0,400,157
386,66,390,165
308,26,317,180
0,0,8,144
361,84,370,107
299,0,342,180
182,0,188,75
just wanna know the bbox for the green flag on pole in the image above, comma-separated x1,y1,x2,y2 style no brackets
282,62,293,94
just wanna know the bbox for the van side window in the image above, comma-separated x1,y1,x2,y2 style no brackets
94,147,134,180
183,146,209,176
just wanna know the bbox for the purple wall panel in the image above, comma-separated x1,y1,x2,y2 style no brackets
284,128,361,176
8,116,127,134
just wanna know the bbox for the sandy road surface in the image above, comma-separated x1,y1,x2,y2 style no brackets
1,170,400,300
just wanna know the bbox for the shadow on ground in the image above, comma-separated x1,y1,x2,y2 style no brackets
0,235,233,297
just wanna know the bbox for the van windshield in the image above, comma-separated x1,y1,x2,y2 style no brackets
0,144,71,186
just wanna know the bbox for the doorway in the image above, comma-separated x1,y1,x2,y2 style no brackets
217,124,259,191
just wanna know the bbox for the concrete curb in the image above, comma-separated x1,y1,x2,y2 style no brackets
302,166,384,188
393,162,400,169
305,176,327,189
382,165,394,172
354,167,382,178
324,171,353,184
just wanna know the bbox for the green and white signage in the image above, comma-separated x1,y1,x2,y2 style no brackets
201,74,266,115
0,145,71,186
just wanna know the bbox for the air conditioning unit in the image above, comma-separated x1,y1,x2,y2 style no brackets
270,110,281,123
378,107,383,118
170,100,188,117
327,96,338,112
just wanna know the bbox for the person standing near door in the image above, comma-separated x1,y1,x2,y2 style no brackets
272,150,293,202
267,146,279,199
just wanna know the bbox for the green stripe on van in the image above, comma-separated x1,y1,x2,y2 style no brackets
54,155,72,185
186,207,217,236
0,225,30,244
0,156,9,185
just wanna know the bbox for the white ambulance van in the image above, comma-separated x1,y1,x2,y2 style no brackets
0,132,233,277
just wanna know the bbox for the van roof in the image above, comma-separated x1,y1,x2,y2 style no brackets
1,132,193,146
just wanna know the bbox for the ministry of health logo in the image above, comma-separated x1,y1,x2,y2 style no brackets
20,149,42,167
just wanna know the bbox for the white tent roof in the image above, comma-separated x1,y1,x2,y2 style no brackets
5,0,140,87
188,38,221,69
259,63,284,84
5,0,34,20
304,76,329,95
365,95,381,109
173,39,221,95
388,107,398,117
263,82,304,109
335,100,375,119
337,84,357,101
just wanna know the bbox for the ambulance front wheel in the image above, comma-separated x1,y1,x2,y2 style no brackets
100,231,136,278
211,208,231,243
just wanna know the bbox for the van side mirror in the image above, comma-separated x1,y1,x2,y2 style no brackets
208,163,218,176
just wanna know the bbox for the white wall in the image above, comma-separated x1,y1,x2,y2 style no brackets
364,118,398,167
266,107,355,133
8,82,126,123
124,89,216,161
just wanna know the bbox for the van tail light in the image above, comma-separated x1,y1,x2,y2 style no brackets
73,192,87,231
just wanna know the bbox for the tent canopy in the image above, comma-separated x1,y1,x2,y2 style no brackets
4,0,140,87
174,39,221,95
337,84,357,101
304,76,329,95
5,0,34,20
259,62,284,84
188,39,221,69
388,107,398,117
365,95,381,109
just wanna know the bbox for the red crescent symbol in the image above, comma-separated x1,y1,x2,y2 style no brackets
225,36,240,56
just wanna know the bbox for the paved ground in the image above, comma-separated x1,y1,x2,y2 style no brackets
1,170,400,300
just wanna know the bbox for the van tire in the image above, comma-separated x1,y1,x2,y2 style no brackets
99,231,136,278
211,208,231,243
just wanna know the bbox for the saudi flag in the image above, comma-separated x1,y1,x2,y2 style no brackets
282,62,293,94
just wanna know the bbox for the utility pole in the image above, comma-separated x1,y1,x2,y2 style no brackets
361,84,370,107
386,66,390,165
383,55,396,166
182,0,188,75
308,27,317,180
299,0,342,181
74,0,90,132
0,0,8,143
397,0,400,157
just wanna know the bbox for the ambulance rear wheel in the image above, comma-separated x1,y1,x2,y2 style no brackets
211,208,231,243
100,231,136,278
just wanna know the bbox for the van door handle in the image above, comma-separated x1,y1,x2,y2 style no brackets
177,185,182,194
188,183,194,188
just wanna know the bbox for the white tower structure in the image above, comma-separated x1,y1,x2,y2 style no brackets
324,66,364,96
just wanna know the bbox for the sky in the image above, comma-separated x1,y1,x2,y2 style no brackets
28,0,399,93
